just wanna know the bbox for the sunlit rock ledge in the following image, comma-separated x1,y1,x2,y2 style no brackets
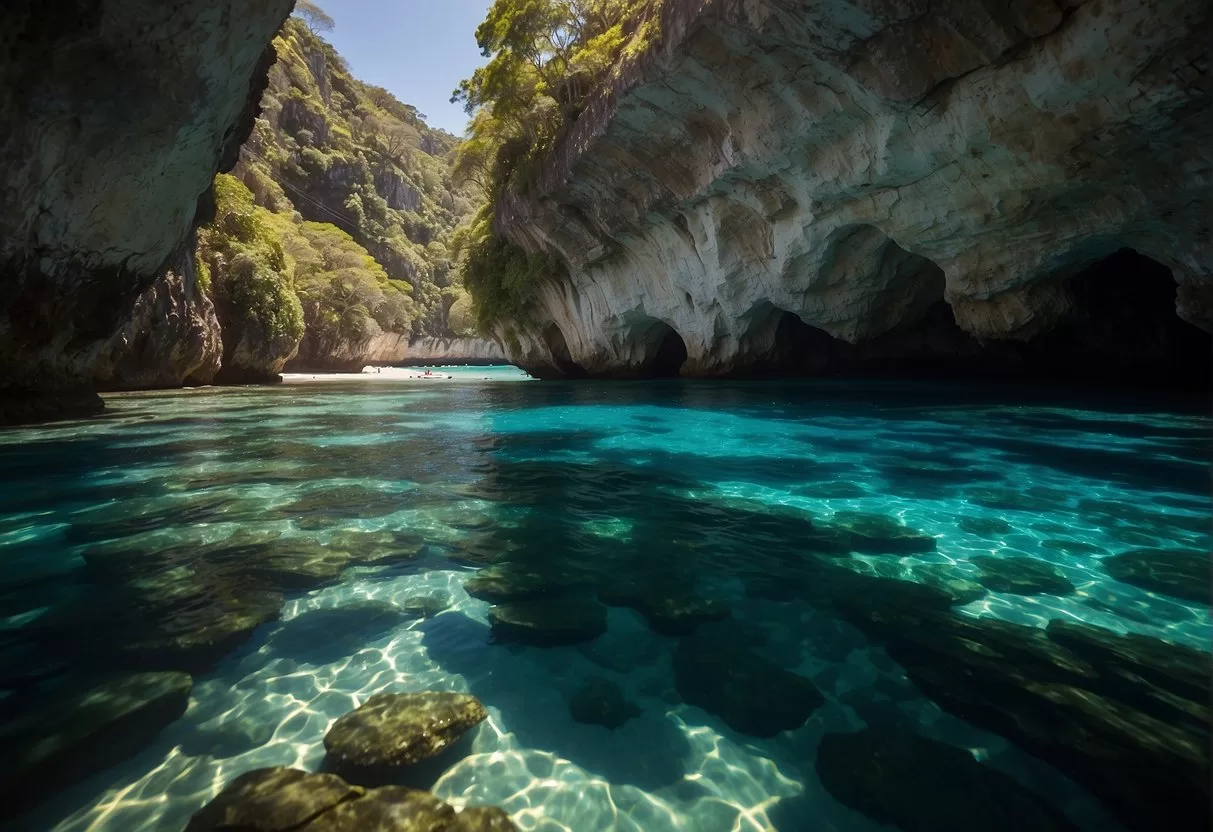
494,0,1212,379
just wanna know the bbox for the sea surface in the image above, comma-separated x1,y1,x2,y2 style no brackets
0,371,1208,831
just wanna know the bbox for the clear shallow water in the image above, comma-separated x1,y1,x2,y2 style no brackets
0,375,1208,831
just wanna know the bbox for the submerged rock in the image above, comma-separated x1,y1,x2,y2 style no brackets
971,555,1076,596
957,516,1013,536
829,512,936,555
488,600,607,646
816,728,1076,832
673,635,824,738
598,584,730,636
0,672,192,814
323,691,487,777
1102,548,1211,603
568,677,642,729
186,767,517,831
403,592,453,619
833,585,1212,832
464,564,586,603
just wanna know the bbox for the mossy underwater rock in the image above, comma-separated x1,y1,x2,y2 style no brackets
488,599,608,646
185,766,518,831
816,728,1077,832
971,555,1076,596
1102,548,1211,603
568,677,642,729
828,511,936,555
323,691,487,779
673,635,824,738
0,672,192,815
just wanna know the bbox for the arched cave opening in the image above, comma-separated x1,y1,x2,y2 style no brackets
541,323,586,378
1024,248,1210,388
646,321,689,378
739,250,1209,388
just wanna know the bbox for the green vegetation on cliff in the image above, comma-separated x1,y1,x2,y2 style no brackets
451,0,661,328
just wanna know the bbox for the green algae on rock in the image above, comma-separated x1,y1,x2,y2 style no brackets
598,583,731,636
323,691,488,775
817,728,1077,832
186,767,518,832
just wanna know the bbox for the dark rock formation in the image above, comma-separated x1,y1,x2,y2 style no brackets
92,241,223,390
832,578,1212,832
185,767,518,831
567,677,642,729
1103,548,1212,603
598,584,731,635
323,691,487,780
489,0,1211,384
673,633,824,737
0,0,296,407
971,555,1077,596
0,671,191,814
816,728,1077,831
488,599,608,647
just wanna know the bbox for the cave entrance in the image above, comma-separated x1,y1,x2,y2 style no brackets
541,323,586,378
1030,248,1211,388
640,321,688,378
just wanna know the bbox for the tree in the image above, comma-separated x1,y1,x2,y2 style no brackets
294,0,335,35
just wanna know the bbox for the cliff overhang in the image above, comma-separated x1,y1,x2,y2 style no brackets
492,0,1211,382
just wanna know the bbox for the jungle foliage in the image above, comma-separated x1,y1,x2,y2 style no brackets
451,0,661,328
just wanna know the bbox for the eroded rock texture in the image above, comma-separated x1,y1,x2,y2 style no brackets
288,335,507,372
496,0,1212,381
0,0,295,399
92,242,223,390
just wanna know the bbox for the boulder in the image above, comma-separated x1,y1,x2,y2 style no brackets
323,692,488,776
186,768,518,832
971,555,1076,596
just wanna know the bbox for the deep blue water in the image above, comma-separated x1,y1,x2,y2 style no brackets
0,373,1208,831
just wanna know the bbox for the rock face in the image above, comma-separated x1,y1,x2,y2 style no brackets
288,334,507,372
0,0,295,399
91,242,223,390
493,0,1212,381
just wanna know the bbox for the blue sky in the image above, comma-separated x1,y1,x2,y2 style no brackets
310,0,493,136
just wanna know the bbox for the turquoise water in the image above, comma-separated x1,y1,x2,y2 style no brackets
0,375,1208,830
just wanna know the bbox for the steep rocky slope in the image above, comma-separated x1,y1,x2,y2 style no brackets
0,0,295,417
490,0,1211,381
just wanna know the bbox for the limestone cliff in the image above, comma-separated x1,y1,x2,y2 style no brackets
0,0,295,409
493,0,1211,381
287,335,506,372
92,243,223,391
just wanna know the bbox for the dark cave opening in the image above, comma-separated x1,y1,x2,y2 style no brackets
542,324,586,378
643,321,689,378
743,249,1210,390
